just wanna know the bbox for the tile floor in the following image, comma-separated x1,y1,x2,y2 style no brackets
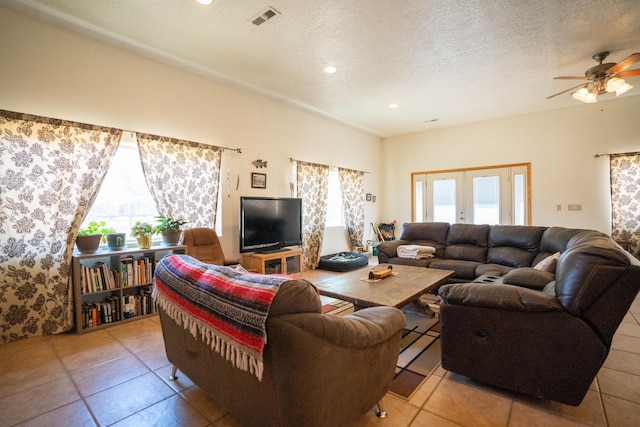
1,268,639,426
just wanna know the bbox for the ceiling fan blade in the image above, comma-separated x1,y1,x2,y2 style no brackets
553,76,588,80
607,53,640,74
546,83,588,99
617,69,640,78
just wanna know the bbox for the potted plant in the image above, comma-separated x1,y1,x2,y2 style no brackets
154,215,188,246
131,221,154,249
75,221,110,254
103,226,127,251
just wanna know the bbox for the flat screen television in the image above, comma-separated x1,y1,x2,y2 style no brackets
239,196,303,253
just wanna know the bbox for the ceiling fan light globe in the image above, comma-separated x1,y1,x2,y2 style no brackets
584,92,598,103
616,83,633,96
606,77,624,92
572,87,589,101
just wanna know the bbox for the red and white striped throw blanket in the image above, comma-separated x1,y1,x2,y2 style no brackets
153,255,292,380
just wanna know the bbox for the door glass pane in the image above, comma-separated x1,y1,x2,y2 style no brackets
433,179,456,223
514,173,525,225
414,180,423,222
473,176,499,224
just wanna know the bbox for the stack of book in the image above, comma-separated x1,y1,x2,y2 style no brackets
81,288,156,328
80,256,154,294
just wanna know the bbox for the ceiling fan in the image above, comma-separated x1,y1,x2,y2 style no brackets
547,51,640,103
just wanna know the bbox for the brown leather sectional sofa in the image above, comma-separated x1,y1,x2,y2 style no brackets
378,222,640,405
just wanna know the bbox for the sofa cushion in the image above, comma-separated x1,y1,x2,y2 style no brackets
487,225,546,268
475,263,513,277
502,268,556,290
399,221,449,244
444,224,489,263
269,279,322,317
429,259,481,280
555,242,630,316
398,222,449,257
539,227,584,254
388,257,439,268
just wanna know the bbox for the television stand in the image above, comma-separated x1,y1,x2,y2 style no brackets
255,248,290,254
241,248,302,275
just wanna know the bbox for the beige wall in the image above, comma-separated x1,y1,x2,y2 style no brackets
3,5,638,256
0,6,383,258
382,94,640,234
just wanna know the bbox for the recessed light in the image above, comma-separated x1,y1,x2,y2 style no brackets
389,103,399,108
196,0,212,4
324,66,337,74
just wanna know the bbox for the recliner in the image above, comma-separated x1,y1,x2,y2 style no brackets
182,227,239,266
438,230,640,406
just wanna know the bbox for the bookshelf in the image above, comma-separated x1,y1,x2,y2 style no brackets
72,245,187,333
240,248,302,275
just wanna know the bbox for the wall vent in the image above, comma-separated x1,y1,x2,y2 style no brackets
251,6,280,26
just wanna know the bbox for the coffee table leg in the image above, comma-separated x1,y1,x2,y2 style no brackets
413,299,437,318
422,305,436,318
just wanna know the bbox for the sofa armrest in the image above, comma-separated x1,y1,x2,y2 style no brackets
376,240,409,260
502,267,555,290
275,306,406,349
439,282,563,312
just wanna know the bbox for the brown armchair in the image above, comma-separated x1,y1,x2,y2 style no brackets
182,227,239,266
157,270,406,426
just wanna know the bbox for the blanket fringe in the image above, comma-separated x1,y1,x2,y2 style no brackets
154,291,265,381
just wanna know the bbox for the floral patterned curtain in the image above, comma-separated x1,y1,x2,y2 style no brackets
338,167,365,250
136,133,222,228
0,110,121,343
296,161,329,270
610,152,640,256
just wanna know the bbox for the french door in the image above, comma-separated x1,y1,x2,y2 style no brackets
412,164,529,225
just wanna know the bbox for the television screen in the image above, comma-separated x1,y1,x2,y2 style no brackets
239,197,302,253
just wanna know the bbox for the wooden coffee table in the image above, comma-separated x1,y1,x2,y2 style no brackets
314,263,454,313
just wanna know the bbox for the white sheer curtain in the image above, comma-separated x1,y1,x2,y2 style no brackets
295,161,329,270
610,152,640,256
0,110,121,342
136,133,222,228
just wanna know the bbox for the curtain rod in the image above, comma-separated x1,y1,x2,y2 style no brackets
222,146,242,153
594,150,640,158
122,129,241,153
289,157,370,174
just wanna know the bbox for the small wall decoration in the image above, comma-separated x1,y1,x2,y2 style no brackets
251,172,267,189
366,193,372,201
372,195,377,203
252,159,268,168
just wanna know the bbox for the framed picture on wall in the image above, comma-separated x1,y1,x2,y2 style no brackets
251,173,267,189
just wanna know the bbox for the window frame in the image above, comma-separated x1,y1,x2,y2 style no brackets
411,163,531,225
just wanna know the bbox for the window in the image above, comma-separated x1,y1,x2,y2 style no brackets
81,135,159,241
412,164,530,225
325,167,344,227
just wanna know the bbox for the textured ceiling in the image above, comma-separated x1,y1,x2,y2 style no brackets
6,0,640,137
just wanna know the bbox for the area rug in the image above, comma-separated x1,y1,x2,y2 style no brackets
320,294,441,400
389,300,441,399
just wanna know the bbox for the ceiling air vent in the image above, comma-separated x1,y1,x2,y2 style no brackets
251,6,280,26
